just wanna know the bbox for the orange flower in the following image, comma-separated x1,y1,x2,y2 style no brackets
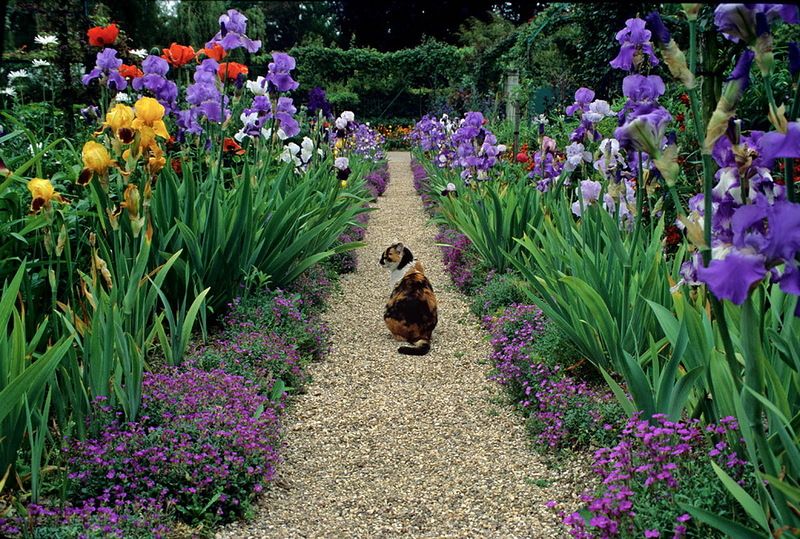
217,62,248,81
87,23,119,47
223,137,245,155
197,43,226,62
161,43,195,67
119,64,143,79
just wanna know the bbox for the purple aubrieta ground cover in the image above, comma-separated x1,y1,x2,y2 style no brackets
561,415,749,539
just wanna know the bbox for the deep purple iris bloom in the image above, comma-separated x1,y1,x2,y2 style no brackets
566,87,595,116
132,55,178,110
714,4,800,44
81,48,127,91
610,17,659,71
206,9,261,53
645,11,671,44
307,86,332,118
267,52,299,92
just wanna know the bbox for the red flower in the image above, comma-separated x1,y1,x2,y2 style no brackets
162,43,195,67
217,62,248,81
171,158,182,176
197,43,226,62
679,93,690,106
119,64,143,79
87,24,119,47
223,137,245,155
516,152,530,163
664,225,682,246
675,113,685,123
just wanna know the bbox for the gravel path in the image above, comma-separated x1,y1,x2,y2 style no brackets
218,152,586,539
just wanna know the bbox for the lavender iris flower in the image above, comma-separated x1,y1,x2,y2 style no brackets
571,179,603,216
267,53,299,92
615,105,672,156
714,4,799,44
183,58,229,133
275,97,300,137
82,48,127,91
566,88,595,116
132,55,178,111
622,74,665,104
610,18,659,71
206,9,261,53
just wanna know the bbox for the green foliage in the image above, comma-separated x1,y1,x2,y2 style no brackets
470,271,528,317
289,40,470,119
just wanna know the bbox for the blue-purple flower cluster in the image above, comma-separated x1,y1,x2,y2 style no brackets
410,112,505,182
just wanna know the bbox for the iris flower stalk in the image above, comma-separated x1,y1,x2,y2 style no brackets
683,7,740,383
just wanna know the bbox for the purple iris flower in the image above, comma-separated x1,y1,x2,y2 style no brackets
184,58,229,130
697,251,768,304
307,86,332,118
81,48,126,91
789,42,800,77
728,49,755,89
623,74,665,104
644,11,671,45
566,88,595,116
132,55,178,110
206,9,261,53
267,52,299,92
610,18,659,71
714,4,800,44
758,121,800,167
696,196,800,306
615,104,672,155
275,97,300,137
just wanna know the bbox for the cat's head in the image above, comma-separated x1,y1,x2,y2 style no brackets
379,242,413,270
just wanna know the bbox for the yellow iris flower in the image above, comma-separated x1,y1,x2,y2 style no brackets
28,178,65,212
98,104,135,142
132,97,169,149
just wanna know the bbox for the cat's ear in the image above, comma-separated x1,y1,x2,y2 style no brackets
394,242,404,252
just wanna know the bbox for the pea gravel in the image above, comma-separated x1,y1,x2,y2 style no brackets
217,152,591,539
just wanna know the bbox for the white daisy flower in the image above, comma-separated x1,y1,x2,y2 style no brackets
8,69,30,81
114,93,131,103
32,59,52,68
34,34,58,46
130,48,148,59
1,87,17,97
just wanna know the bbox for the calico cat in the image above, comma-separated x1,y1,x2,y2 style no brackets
379,242,438,355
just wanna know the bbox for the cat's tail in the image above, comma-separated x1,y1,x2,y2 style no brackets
398,339,431,355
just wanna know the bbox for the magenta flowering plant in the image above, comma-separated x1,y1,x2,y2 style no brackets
65,367,281,529
563,415,752,539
